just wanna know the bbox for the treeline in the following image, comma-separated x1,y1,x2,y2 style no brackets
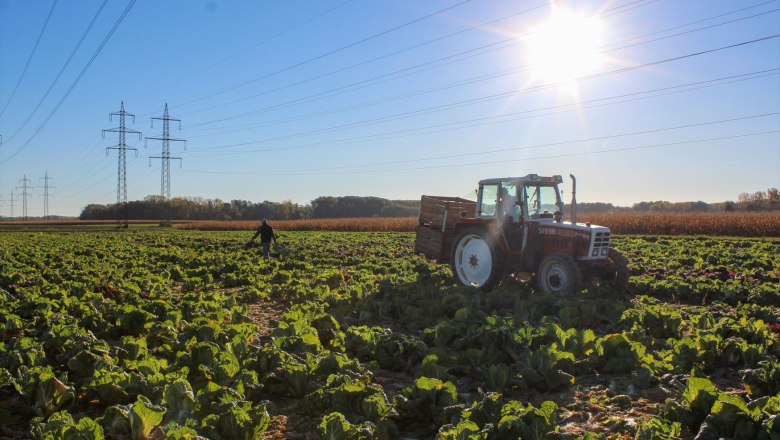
79,188,779,221
79,195,420,221
576,188,780,214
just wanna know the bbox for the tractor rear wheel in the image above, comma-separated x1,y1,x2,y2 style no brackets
451,227,504,292
607,248,630,292
537,253,582,295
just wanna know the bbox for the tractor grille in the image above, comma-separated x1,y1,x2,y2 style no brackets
591,231,611,257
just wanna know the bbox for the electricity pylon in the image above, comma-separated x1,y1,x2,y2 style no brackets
38,171,55,220
102,102,141,227
145,103,186,199
3,191,14,220
0,189,11,220
16,175,32,221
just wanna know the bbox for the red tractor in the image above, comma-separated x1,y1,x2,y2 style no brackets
415,174,628,294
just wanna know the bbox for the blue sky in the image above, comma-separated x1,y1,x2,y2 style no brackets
0,0,778,217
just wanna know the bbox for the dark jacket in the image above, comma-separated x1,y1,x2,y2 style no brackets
252,223,276,243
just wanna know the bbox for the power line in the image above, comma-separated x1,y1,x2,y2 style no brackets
218,34,780,146
55,136,142,199
184,0,780,137
132,0,357,105
68,163,155,208
200,112,780,173
182,0,656,122
3,0,109,145
365,131,780,176
58,146,143,202
175,0,562,118
176,0,476,108
11,1,777,204
186,70,779,158
19,2,763,184
181,114,780,175
600,0,779,51
185,131,780,177
0,0,137,164
184,5,780,135
0,0,58,119
49,121,112,188
184,30,780,153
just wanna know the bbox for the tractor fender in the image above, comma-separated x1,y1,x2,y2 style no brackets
450,219,511,254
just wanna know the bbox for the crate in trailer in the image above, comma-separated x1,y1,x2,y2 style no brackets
415,196,475,262
415,226,446,261
418,196,476,231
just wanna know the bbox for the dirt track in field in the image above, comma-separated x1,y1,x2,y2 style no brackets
244,298,319,439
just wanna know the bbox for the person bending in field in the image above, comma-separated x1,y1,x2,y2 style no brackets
247,219,277,260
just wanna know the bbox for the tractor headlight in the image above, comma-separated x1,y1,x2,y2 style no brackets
601,248,608,256
592,250,598,256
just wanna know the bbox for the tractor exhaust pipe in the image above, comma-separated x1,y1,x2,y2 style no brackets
569,174,577,225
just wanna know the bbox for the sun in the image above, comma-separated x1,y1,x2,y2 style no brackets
525,9,605,86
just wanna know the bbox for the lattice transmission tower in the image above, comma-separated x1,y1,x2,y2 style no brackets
38,171,55,220
102,102,141,226
3,191,14,220
16,175,32,221
0,190,12,220
145,103,186,199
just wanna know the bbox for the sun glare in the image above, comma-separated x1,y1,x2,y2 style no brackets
526,9,605,86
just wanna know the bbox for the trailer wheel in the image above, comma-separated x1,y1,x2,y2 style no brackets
538,253,582,295
451,227,504,292
607,248,630,292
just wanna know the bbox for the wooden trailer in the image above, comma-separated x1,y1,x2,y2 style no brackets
415,195,476,262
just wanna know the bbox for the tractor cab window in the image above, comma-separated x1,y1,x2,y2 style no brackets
499,182,521,223
522,185,561,219
478,184,498,217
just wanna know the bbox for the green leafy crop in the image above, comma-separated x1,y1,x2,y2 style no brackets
1,230,777,438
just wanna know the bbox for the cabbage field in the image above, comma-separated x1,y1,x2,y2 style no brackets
0,230,778,439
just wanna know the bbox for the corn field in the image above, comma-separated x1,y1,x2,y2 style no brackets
175,212,779,237
581,212,780,237
174,217,418,232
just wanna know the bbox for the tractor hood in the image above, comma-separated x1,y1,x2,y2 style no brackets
564,221,610,233
536,219,610,234
535,219,611,260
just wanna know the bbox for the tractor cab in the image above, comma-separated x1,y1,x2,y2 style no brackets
476,175,565,252
476,174,564,224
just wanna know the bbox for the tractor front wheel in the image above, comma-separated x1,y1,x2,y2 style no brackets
537,253,582,295
451,227,504,292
